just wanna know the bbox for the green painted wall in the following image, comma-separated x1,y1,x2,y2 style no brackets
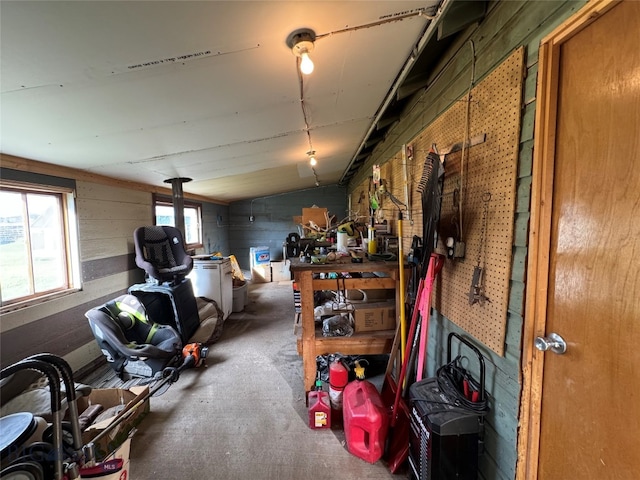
347,1,587,478
228,185,347,271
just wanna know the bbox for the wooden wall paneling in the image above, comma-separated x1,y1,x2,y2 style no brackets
350,179,370,224
375,152,404,231
75,181,151,204
1,271,133,332
435,47,524,355
367,48,524,355
77,198,151,222
80,219,143,243
344,3,588,479
79,232,134,261
76,180,153,261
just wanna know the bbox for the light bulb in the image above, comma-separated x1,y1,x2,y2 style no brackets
309,155,317,166
300,51,314,75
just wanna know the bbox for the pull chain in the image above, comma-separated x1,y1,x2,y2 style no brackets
476,192,491,268
469,192,491,306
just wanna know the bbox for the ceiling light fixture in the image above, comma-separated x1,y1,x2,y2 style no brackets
286,28,316,75
307,150,317,166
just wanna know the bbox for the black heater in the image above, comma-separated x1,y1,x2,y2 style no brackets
407,333,488,480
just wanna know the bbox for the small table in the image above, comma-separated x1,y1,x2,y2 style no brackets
291,257,401,392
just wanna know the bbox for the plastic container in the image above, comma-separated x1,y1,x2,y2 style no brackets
232,281,248,313
329,360,349,411
250,246,270,265
367,227,378,254
342,379,389,463
308,390,331,429
337,231,348,252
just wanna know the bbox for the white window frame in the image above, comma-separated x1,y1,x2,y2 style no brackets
153,195,203,249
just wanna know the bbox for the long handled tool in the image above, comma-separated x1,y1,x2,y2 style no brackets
397,211,407,363
415,254,445,382
383,147,445,473
82,346,201,468
382,277,424,473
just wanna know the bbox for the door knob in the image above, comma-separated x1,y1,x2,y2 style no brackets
534,332,567,354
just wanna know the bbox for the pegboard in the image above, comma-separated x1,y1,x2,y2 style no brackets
356,48,524,355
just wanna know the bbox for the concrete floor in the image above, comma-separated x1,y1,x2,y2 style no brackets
129,281,403,479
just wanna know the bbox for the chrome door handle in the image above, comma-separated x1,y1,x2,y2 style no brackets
534,332,567,354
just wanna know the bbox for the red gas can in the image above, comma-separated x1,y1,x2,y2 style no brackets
308,390,331,429
342,378,389,463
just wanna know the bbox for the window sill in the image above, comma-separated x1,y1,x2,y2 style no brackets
1,288,82,315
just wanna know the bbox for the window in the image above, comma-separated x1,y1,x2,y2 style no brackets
153,197,202,248
0,182,81,308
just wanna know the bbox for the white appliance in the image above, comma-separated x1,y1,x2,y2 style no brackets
188,257,233,320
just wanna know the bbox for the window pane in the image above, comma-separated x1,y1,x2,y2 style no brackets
27,193,66,292
155,204,201,245
0,191,31,301
184,207,200,244
155,205,175,227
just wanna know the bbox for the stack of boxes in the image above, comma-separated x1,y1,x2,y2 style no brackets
249,246,292,283
249,246,271,282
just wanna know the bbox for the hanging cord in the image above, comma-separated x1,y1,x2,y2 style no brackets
459,39,476,241
297,61,320,186
435,356,489,415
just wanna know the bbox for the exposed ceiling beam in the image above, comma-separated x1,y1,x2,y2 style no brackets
438,0,487,40
339,0,454,186
376,114,401,130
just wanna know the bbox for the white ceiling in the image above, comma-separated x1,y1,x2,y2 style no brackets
1,1,443,202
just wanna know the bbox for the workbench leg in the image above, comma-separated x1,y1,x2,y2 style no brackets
298,270,317,393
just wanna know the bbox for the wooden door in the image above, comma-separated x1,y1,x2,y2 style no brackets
532,1,640,478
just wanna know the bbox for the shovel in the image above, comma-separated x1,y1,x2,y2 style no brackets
381,277,425,473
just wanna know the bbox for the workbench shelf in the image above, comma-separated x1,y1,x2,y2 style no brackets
290,257,402,392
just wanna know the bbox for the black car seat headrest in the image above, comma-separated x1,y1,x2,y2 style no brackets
142,226,183,273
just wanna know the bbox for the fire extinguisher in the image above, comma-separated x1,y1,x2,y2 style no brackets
329,358,349,411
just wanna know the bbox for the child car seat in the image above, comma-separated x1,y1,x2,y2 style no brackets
133,225,193,284
85,294,182,379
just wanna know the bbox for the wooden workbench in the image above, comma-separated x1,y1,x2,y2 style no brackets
291,257,401,392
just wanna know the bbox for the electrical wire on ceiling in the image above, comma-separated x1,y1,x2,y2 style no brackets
338,1,451,185
296,61,320,187
316,9,435,40
289,6,438,189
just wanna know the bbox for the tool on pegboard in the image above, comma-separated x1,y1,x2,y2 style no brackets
437,133,486,260
469,192,492,306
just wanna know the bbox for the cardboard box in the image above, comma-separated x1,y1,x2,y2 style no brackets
251,264,271,283
302,207,328,228
353,302,396,333
250,246,270,266
78,385,150,460
80,434,133,480
271,260,291,282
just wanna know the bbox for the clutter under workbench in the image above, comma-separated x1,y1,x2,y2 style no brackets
290,256,401,394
